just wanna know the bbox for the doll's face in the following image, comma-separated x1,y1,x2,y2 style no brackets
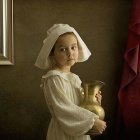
52,33,79,70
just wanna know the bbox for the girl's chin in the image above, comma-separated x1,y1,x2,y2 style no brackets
57,61,76,67
67,61,76,66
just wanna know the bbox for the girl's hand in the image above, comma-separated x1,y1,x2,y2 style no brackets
87,119,107,135
92,118,107,134
95,91,102,104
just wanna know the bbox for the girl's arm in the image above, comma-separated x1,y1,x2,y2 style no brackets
43,76,99,136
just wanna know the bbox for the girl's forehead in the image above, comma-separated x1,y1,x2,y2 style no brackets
55,33,78,46
58,33,77,40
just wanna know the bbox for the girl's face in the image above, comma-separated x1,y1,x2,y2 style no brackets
52,33,79,71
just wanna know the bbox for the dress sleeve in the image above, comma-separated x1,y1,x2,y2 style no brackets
43,76,99,136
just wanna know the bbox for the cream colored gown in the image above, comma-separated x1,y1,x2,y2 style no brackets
41,70,98,140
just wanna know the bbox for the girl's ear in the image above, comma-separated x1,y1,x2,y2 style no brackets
48,56,56,69
49,46,55,56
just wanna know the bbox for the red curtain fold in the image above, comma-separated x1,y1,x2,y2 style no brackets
116,0,140,139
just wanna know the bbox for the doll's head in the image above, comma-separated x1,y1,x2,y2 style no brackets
35,24,91,70
49,32,79,70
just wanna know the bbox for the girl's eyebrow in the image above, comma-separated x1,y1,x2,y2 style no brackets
57,45,66,48
72,43,77,45
58,43,77,48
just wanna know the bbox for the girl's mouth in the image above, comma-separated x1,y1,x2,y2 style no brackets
67,59,75,61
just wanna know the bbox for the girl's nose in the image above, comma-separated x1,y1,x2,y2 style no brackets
67,48,73,56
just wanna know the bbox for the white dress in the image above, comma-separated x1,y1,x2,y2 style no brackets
41,70,98,140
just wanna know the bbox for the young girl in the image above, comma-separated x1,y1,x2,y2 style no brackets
35,24,107,140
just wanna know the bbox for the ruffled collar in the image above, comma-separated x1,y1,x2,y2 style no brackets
40,70,82,88
42,70,80,82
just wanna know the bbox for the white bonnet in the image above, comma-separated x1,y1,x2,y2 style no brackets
35,23,91,69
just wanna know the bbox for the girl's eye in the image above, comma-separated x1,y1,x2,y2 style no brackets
71,46,78,50
60,48,66,52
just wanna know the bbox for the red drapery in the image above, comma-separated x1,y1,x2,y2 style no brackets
116,0,140,139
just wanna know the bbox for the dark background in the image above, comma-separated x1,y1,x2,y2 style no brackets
0,0,131,139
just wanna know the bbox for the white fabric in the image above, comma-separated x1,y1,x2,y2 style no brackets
35,24,91,69
41,70,99,140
